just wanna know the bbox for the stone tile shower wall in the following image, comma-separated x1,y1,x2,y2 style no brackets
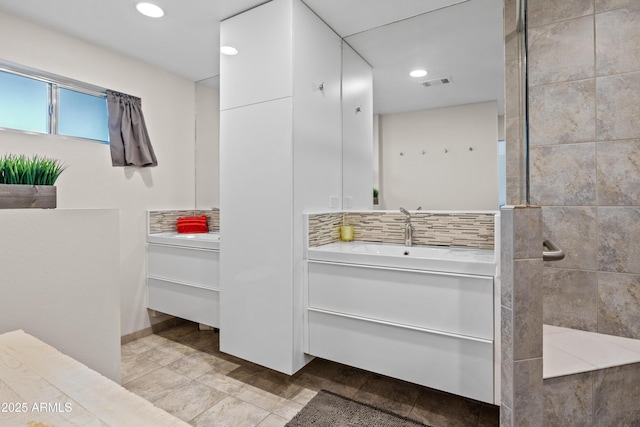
527,0,640,340
504,0,525,205
307,211,496,249
543,363,640,425
500,206,544,427
148,209,220,233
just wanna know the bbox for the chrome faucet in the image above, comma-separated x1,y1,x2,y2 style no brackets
399,207,413,246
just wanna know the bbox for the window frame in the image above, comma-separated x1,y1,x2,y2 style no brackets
0,60,109,144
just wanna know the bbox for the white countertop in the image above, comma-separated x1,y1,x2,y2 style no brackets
307,241,497,276
147,232,220,250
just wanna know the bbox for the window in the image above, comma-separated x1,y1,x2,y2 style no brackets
0,71,48,133
58,88,109,142
0,65,109,143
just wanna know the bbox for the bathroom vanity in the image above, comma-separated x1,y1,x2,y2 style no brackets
304,240,498,404
146,232,220,327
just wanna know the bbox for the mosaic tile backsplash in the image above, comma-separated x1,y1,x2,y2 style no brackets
307,213,343,246
308,211,496,250
148,209,220,233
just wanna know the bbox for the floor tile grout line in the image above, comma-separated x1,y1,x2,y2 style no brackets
185,391,232,425
121,357,166,386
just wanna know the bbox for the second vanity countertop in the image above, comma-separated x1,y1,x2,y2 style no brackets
307,241,497,276
147,232,220,250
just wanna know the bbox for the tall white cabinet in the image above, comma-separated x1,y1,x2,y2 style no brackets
219,0,347,374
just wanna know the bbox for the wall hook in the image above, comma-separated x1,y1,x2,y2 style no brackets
317,82,325,91
444,148,448,153
421,150,426,155
400,152,404,156
469,147,473,151
356,106,362,113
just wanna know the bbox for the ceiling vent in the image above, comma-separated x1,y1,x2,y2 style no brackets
420,77,452,87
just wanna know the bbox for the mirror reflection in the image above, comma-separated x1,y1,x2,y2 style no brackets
343,0,504,210
204,0,505,211
195,76,220,210
344,0,504,209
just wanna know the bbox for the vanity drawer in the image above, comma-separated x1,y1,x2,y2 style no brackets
308,261,493,340
148,277,219,327
307,309,494,404
147,244,219,290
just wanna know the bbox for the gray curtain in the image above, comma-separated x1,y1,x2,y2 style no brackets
106,90,158,167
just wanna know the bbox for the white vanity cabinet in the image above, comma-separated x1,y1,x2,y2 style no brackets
147,233,220,327
305,248,497,404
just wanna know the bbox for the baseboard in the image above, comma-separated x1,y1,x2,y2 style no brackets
120,316,187,345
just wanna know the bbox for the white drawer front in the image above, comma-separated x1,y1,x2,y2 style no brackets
308,262,493,340
148,277,219,327
148,244,219,289
307,310,494,404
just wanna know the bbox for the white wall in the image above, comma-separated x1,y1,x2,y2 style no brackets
379,101,499,210
0,10,197,336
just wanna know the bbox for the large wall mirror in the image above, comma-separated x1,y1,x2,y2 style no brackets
342,0,505,210
203,0,505,211
195,76,219,210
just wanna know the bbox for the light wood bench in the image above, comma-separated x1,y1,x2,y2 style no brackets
0,330,189,426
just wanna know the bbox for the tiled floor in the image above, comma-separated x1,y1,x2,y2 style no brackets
122,321,499,427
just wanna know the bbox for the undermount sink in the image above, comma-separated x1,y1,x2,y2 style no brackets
307,241,496,276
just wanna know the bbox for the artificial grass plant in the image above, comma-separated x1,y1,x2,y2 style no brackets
0,154,66,185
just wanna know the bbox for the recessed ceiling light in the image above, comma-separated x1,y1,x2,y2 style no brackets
136,2,164,18
410,69,428,78
220,46,239,56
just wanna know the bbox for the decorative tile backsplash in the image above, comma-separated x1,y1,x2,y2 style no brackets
148,209,220,233
308,211,496,249
150,209,494,248
307,212,343,246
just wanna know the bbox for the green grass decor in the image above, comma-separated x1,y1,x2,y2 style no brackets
0,154,66,186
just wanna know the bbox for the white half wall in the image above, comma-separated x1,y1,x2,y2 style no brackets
0,209,120,383
0,10,197,336
379,101,499,210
